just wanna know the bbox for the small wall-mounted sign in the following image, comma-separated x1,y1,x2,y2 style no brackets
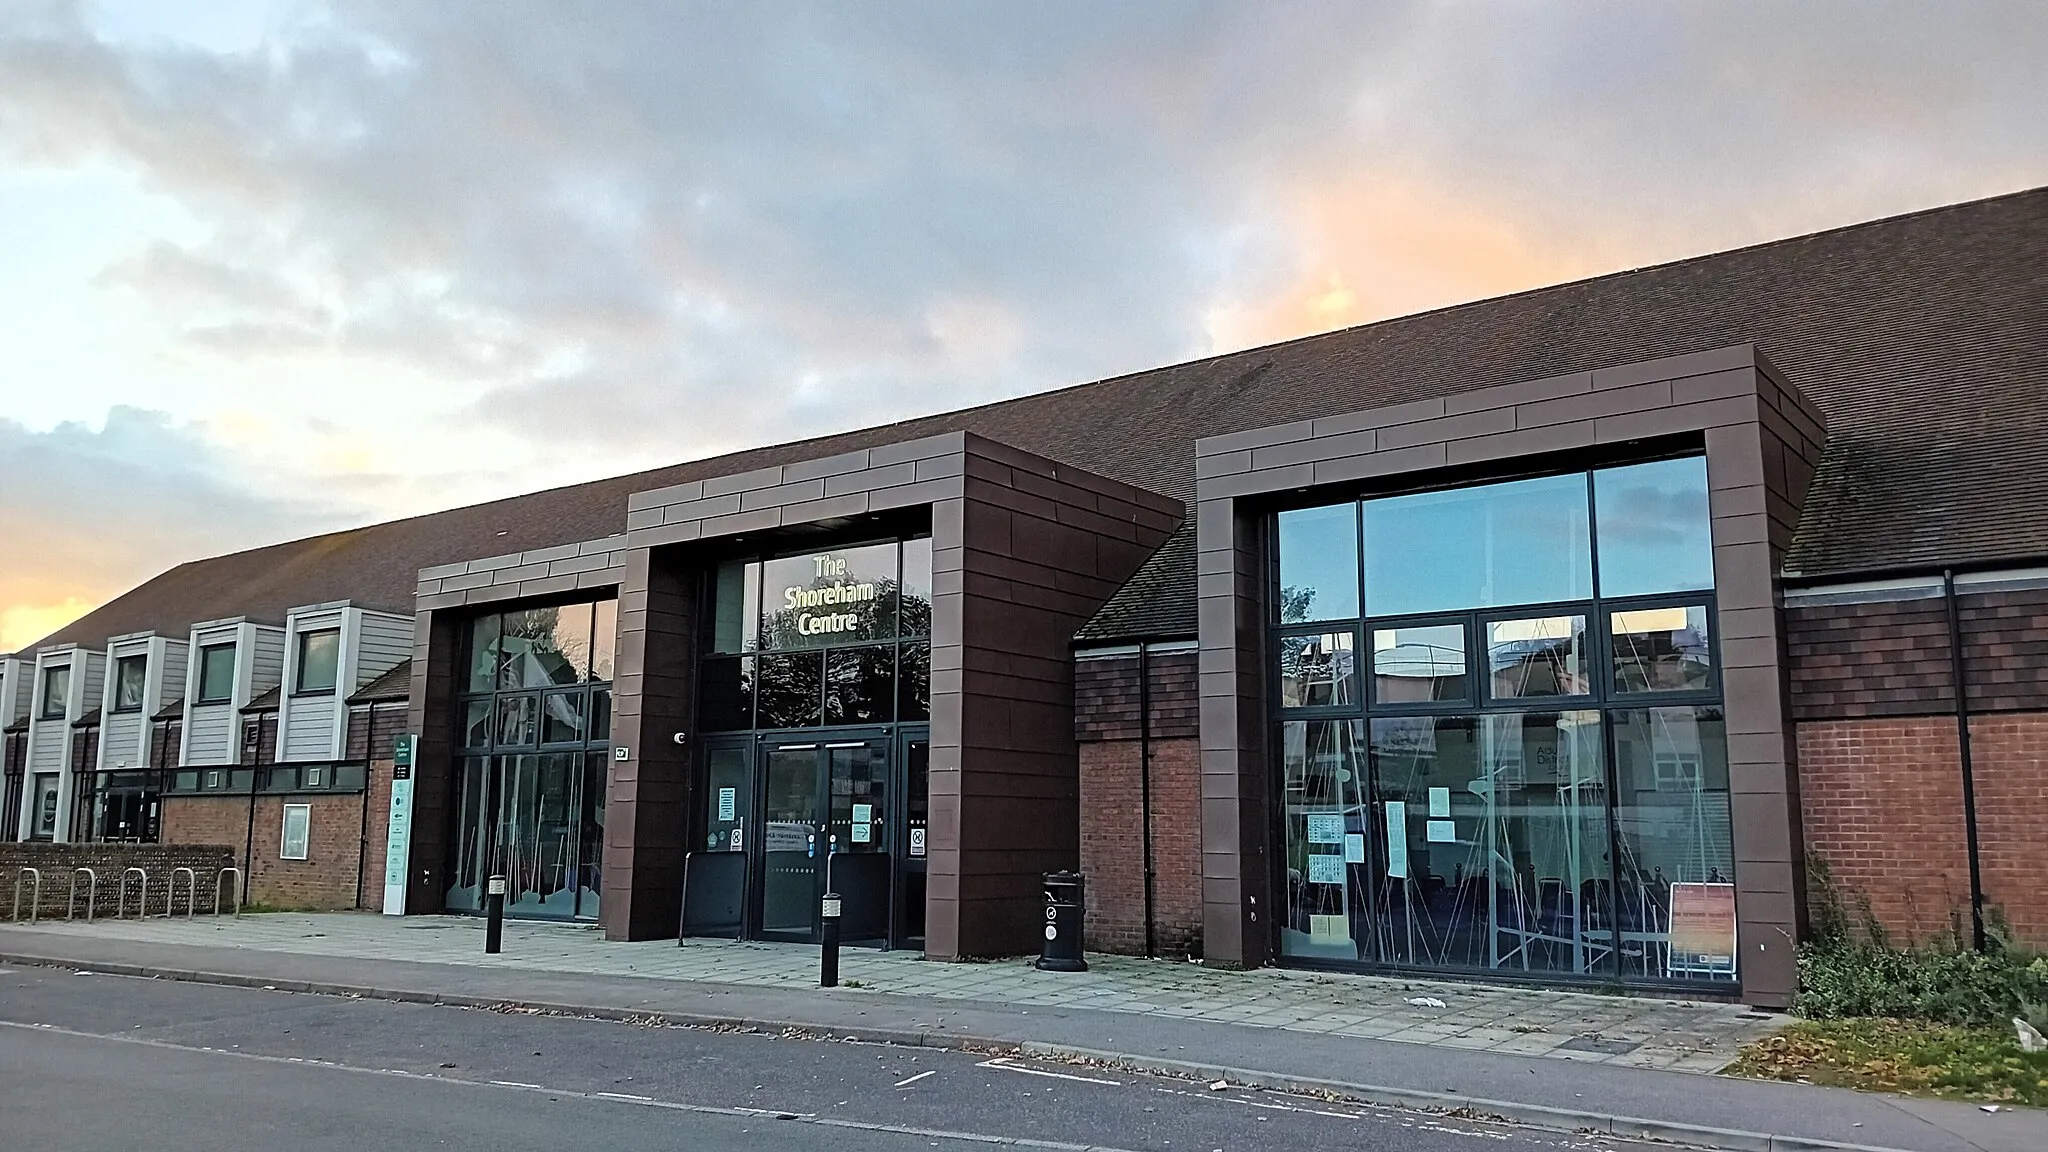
614,746,629,761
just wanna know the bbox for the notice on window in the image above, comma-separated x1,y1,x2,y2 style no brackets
909,827,926,857
1309,914,1349,943
1428,786,1451,818
1426,819,1457,843
1384,801,1408,879
717,787,736,823
729,827,742,850
1668,882,1739,977
851,803,873,843
1306,812,1344,844
1307,853,1345,885
1343,832,1366,864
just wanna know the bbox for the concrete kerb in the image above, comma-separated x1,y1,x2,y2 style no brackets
0,949,1911,1152
1013,1044,1909,1152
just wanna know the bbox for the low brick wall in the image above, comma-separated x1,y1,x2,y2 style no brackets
2,841,238,921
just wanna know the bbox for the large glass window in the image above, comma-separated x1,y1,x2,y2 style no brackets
1370,623,1467,704
295,630,340,694
1277,505,1359,623
197,644,236,703
1363,473,1591,617
1594,457,1714,597
1277,632,1358,708
1612,605,1713,694
700,538,932,732
447,597,616,923
112,655,148,713
1272,455,1733,986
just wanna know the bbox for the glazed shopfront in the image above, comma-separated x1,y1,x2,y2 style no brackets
1270,455,1737,986
443,597,617,920
684,537,933,950
1196,346,1824,1006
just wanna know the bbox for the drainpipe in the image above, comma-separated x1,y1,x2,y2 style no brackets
241,715,264,905
1138,643,1156,959
1941,570,1987,952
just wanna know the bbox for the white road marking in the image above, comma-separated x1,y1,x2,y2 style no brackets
974,1056,1121,1085
0,1020,1145,1152
893,1069,937,1088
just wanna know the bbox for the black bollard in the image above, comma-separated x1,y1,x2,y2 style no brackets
819,891,842,987
485,874,506,955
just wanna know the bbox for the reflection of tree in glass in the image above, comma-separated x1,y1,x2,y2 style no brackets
825,646,896,723
1279,586,1317,625
497,608,576,687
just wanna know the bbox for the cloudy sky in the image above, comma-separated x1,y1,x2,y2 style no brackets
2,0,2045,652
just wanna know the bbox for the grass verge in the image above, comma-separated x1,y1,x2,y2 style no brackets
1727,1017,2048,1107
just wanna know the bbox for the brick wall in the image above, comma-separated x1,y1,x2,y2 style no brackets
1075,650,1203,958
1078,736,1203,957
1788,585,2048,949
162,789,378,912
356,760,395,908
1796,717,1972,943
1,841,236,920
244,792,371,910
1969,714,2048,943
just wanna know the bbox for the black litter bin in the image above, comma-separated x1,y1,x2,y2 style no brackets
1036,870,1087,972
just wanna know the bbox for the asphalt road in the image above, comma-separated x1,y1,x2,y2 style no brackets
0,962,1656,1151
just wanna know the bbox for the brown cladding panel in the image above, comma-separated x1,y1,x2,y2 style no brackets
402,609,462,914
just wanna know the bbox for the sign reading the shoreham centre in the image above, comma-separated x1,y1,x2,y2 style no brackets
782,553,880,636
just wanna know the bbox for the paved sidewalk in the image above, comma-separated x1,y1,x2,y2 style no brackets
2,920,2043,1152
6,910,1770,1072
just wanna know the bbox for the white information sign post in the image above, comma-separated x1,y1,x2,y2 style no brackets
381,735,418,915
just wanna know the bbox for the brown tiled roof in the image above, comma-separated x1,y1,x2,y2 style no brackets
242,687,280,714
348,658,413,704
35,185,2048,648
71,708,100,729
152,697,184,722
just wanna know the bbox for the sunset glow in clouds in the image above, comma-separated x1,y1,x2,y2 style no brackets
3,1,2047,653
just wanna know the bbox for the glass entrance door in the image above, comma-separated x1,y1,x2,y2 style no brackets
757,741,823,940
894,731,929,949
750,734,893,943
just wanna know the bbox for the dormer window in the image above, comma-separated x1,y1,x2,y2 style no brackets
296,629,340,694
197,644,237,703
112,655,148,713
38,665,68,719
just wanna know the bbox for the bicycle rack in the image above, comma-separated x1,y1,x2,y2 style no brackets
69,867,98,922
117,867,149,919
169,867,198,918
11,867,40,924
214,868,242,917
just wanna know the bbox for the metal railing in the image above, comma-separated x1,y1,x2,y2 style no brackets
69,867,98,922
169,867,198,918
214,868,242,917
12,867,40,924
116,867,149,919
